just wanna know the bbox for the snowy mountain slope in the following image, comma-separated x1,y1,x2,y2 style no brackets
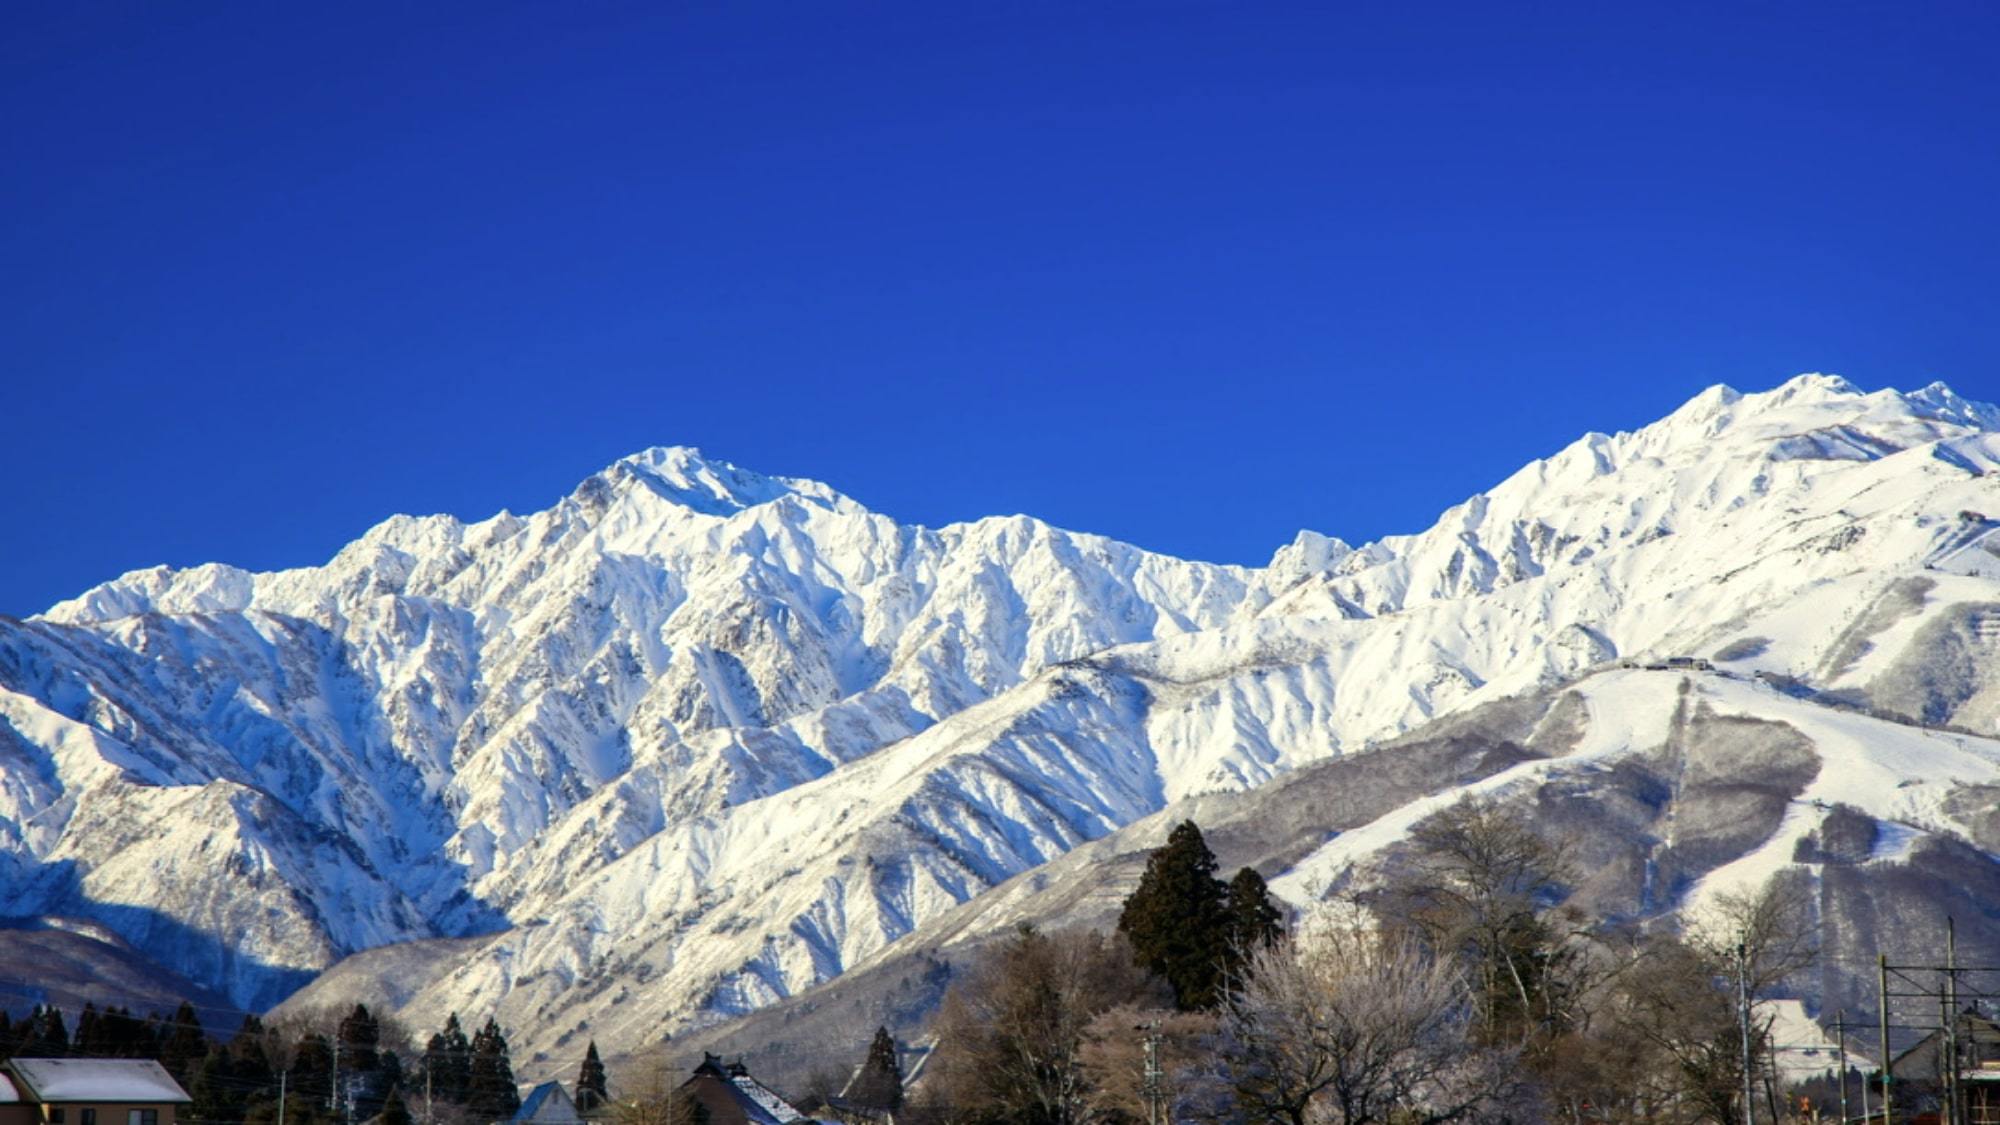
2,449,1266,1006
9,374,2000,1060
277,377,2000,1066
626,668,2000,1092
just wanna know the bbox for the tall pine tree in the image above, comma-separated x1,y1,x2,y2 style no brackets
291,1032,336,1113
467,1018,519,1121
21,1005,71,1056
378,1089,413,1125
338,1005,381,1073
73,1004,101,1056
848,1027,902,1112
1117,820,1229,1009
228,1014,277,1093
189,1050,241,1125
423,1014,473,1105
574,1042,608,1114
159,1002,209,1085
337,1004,393,1120
1223,866,1284,961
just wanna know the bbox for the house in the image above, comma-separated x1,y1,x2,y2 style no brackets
680,1056,816,1125
1887,1011,2000,1125
513,1082,584,1125
0,1059,191,1125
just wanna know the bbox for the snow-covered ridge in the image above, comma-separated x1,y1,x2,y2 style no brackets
6,374,2000,1058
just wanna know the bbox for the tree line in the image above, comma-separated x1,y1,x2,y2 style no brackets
0,1001,610,1125
909,805,1825,1125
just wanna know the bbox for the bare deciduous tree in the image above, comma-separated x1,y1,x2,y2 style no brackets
1687,876,1818,996
610,1051,705,1125
1076,1005,1217,1125
1217,920,1524,1125
1391,798,1587,1048
1549,877,1818,1125
925,925,1168,1125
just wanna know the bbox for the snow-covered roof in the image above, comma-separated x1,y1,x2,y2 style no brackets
5,1059,192,1103
0,1074,19,1103
728,1076,805,1125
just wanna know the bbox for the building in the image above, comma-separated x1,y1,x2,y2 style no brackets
513,1082,584,1125
1887,1011,2000,1125
0,1060,191,1125
680,1056,817,1125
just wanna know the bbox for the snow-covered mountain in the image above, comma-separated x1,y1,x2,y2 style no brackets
6,374,2000,1068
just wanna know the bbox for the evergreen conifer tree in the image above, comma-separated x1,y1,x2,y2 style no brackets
574,1042,608,1114
99,1007,150,1058
423,1015,473,1105
73,1004,101,1056
849,1027,902,1111
229,1014,277,1092
23,1005,71,1055
1223,866,1285,963
467,1018,519,1120
160,1002,209,1084
338,1005,381,1074
291,1032,336,1113
189,1050,241,1125
1116,819,1229,1009
379,1089,413,1125
336,1004,391,1119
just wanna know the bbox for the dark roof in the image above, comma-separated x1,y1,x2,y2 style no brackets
681,1058,810,1125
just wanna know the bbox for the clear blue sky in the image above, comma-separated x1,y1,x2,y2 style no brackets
6,3,1999,615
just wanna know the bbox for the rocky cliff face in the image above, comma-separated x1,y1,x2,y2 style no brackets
6,375,1999,1069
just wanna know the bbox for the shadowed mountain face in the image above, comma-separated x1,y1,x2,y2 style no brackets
6,376,2000,1074
0,917,239,1022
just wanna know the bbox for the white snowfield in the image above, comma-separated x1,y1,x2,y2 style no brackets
1272,668,2000,908
5,374,2000,1068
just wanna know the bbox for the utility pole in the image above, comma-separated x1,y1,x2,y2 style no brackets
278,1070,287,1125
1739,943,1756,1125
1836,1011,1850,1125
1947,919,1961,1125
331,1037,342,1115
1141,1020,1165,1125
1861,1025,1872,1125
1880,953,1893,1125
1940,989,1956,1125
426,1061,434,1125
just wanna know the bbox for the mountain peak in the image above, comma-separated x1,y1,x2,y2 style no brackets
1637,373,1998,458
1770,371,1861,400
588,446,851,517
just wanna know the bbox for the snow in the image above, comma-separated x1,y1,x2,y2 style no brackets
1269,668,1688,906
5,375,2000,1060
6,1059,190,1103
1679,675,2000,913
729,1076,808,1125
1767,999,1863,1082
